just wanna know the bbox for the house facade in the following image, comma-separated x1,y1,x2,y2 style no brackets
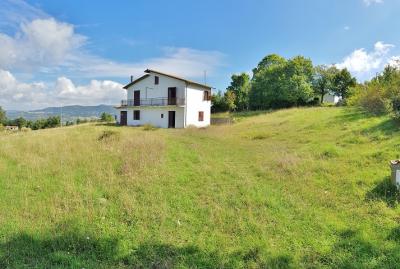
323,92,341,104
115,69,211,128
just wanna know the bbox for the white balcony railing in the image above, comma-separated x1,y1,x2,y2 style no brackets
120,97,185,107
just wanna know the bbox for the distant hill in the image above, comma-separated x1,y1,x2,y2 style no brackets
6,105,116,122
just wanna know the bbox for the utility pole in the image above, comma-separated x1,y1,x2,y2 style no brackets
204,70,207,85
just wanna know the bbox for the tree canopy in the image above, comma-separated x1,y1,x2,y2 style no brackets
249,55,314,109
313,65,339,104
331,68,357,99
226,73,251,111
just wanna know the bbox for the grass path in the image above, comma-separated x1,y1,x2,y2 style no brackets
0,107,400,268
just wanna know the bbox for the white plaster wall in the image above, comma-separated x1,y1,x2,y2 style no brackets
117,107,184,128
126,73,186,100
323,93,341,104
185,84,211,127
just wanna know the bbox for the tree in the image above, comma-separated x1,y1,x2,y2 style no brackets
14,117,26,129
252,54,286,77
0,106,6,125
45,116,61,128
331,68,357,99
226,73,250,111
100,112,114,122
313,65,339,104
224,90,237,111
249,54,315,109
211,91,228,113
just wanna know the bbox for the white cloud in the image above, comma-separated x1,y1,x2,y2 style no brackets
344,26,350,31
336,42,394,77
0,2,224,80
363,0,383,6
0,69,125,110
55,77,124,105
0,0,225,110
0,69,49,109
66,47,225,79
0,18,86,71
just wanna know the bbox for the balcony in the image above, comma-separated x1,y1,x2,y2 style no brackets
120,97,185,107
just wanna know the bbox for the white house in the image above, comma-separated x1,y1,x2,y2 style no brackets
323,92,341,104
115,69,211,128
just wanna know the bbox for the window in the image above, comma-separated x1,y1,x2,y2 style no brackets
203,90,210,101
133,110,140,120
198,111,204,122
161,113,164,118
155,76,159,85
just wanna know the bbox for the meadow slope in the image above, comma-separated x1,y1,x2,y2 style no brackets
0,107,400,268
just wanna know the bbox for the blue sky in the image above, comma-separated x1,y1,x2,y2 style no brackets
0,0,399,110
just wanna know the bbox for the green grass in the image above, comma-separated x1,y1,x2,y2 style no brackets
1,107,400,268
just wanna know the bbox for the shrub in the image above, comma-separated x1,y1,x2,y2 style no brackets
100,112,114,122
356,84,390,115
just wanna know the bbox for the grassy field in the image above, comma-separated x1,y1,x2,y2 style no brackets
1,107,400,268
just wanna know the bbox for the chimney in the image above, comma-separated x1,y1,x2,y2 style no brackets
130,75,133,82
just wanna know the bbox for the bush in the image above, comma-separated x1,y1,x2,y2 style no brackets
100,112,114,122
354,84,390,115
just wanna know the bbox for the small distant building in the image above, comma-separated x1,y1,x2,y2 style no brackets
5,126,18,131
323,92,341,104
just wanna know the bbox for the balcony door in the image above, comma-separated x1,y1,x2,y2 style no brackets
134,90,140,106
168,87,177,105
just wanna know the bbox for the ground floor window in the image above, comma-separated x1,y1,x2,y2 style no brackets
198,111,204,121
133,110,140,120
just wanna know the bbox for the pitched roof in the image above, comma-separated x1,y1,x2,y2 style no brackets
123,69,212,90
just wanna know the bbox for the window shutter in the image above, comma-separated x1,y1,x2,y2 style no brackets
198,111,204,121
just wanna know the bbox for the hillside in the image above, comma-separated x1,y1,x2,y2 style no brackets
0,107,399,268
6,105,116,121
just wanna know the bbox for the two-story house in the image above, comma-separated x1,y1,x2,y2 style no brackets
115,69,211,128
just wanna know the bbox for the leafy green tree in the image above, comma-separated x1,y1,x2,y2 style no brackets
211,91,228,113
226,73,251,111
250,54,315,109
0,106,6,125
331,68,357,99
100,112,114,122
224,90,237,111
14,117,27,129
313,65,339,104
252,54,286,77
45,116,61,128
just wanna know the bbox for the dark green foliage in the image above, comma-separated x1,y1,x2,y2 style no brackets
6,116,62,130
249,55,315,109
226,73,251,111
331,68,357,99
211,91,229,113
14,117,27,129
313,65,339,103
352,65,400,117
